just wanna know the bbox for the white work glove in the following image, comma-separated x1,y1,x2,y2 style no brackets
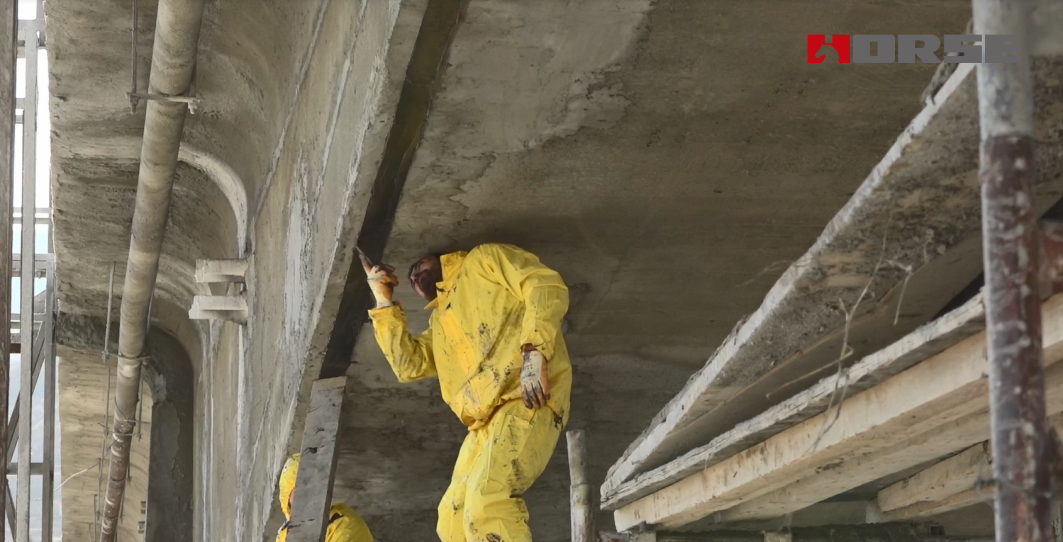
359,252,399,308
520,346,550,410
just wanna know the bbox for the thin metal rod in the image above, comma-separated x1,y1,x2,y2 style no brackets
96,263,116,539
567,430,595,542
15,7,38,539
41,262,55,542
129,0,138,112
0,0,17,537
974,3,1052,542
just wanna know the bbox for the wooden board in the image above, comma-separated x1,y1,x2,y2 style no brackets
287,377,348,542
877,444,989,513
605,45,1063,497
875,412,1063,521
603,292,986,510
612,295,1063,531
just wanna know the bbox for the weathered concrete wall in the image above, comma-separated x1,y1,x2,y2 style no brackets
58,345,153,542
224,1,427,541
144,332,195,542
48,0,423,539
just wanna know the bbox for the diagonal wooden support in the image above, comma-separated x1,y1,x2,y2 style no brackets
287,377,347,542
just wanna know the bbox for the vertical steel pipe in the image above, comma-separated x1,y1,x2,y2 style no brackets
974,3,1052,542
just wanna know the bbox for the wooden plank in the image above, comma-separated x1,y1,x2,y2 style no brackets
877,444,989,513
605,38,1063,495
694,304,1063,525
287,377,347,542
613,295,1063,531
874,414,1063,521
603,292,987,510
883,489,986,522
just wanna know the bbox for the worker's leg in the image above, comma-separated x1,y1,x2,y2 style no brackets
462,400,563,542
437,428,485,542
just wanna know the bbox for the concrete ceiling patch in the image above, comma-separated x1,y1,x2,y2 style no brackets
54,137,250,258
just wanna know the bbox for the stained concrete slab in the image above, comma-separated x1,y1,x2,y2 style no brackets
44,0,985,540
343,0,973,539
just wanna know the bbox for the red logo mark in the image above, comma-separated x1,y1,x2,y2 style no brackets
808,34,852,63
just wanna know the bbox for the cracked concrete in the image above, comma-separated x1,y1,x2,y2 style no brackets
43,0,989,540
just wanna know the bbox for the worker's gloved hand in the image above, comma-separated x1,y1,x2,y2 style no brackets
520,344,550,410
360,252,399,308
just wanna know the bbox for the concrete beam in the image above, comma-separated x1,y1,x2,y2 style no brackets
318,0,465,379
613,295,1063,530
604,293,987,510
287,377,347,542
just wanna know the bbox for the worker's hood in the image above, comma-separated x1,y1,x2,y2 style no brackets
279,454,300,518
425,251,468,310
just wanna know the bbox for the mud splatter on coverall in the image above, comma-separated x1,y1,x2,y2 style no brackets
369,243,573,542
276,454,374,542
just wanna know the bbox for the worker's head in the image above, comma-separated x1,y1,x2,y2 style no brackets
279,454,301,518
409,254,444,301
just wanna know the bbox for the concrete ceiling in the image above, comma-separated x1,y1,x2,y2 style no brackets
43,0,978,540
345,0,972,539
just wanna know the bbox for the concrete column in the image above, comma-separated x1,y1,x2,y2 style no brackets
143,332,195,542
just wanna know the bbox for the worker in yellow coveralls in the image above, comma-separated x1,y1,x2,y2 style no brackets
276,454,373,542
363,243,572,542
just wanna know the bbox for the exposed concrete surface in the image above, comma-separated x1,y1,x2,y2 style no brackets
58,345,152,542
48,0,427,540
342,0,974,539
144,332,195,542
43,0,990,540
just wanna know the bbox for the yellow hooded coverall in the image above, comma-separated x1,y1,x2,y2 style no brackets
276,454,373,542
369,243,572,542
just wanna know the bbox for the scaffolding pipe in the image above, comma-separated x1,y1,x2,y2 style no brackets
0,1,16,536
974,3,1052,542
100,0,205,539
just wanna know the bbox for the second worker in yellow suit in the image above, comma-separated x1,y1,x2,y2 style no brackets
275,454,373,542
363,243,572,542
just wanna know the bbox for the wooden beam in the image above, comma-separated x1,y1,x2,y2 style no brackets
874,413,1063,521
287,377,347,542
606,30,1063,497
884,489,986,522
699,306,1063,525
604,293,986,510
613,295,1063,531
877,444,990,513
702,307,1063,524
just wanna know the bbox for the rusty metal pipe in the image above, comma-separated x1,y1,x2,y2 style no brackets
974,2,1052,542
101,0,205,539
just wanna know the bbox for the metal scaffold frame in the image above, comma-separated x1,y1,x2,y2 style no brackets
1,2,57,541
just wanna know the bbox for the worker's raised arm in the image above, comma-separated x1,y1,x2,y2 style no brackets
474,244,570,361
369,304,437,382
362,251,437,382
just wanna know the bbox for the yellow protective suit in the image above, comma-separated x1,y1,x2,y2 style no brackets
369,243,572,542
276,454,373,542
